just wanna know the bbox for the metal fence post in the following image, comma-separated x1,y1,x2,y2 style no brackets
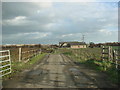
8,50,12,73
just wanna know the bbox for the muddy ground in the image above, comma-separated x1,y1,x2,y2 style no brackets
2,54,118,88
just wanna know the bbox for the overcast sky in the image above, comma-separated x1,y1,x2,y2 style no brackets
2,1,118,45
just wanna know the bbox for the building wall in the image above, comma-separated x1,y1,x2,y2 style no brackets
59,43,68,47
62,43,68,46
70,45,86,48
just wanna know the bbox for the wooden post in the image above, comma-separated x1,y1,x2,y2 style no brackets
115,50,118,69
40,49,41,54
102,45,105,61
37,49,38,55
28,51,29,59
19,48,22,62
34,50,36,56
108,46,110,61
113,50,115,62
110,46,113,61
36,50,37,56
102,45,106,71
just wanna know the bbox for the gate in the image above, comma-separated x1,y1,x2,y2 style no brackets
0,50,11,77
102,46,120,70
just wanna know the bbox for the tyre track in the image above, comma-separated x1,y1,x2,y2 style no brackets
3,54,116,88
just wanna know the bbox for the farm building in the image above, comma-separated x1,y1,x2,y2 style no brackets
59,42,87,48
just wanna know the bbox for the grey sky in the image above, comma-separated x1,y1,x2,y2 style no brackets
2,2,118,44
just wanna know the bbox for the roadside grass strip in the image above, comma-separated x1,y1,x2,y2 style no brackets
59,48,119,84
3,53,46,79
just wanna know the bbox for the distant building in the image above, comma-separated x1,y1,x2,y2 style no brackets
59,41,87,48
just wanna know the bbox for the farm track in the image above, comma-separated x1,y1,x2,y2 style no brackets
3,54,117,88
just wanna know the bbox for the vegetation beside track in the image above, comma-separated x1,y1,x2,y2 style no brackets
3,53,46,80
58,48,119,84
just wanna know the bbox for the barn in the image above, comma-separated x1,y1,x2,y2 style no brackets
59,42,87,48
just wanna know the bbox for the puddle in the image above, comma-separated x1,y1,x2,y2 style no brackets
68,67,96,88
69,67,79,72
29,70,43,76
60,62,66,65
21,69,49,83
69,67,83,76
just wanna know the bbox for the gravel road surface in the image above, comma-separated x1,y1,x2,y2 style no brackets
3,54,117,88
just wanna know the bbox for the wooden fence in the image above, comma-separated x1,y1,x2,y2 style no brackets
0,48,42,77
102,46,120,70
19,48,41,63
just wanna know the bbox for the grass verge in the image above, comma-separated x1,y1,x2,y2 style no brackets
80,60,119,84
60,48,119,84
3,53,46,80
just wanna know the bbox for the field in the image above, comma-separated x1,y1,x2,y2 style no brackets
2,47,41,62
2,46,120,88
1,46,49,79
58,48,102,62
58,47,119,84
1,46,120,84
3,53,47,79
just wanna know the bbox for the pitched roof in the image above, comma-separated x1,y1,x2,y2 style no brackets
69,42,86,45
59,41,86,45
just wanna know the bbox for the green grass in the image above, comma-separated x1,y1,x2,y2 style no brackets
62,52,72,55
3,53,46,79
59,47,102,61
112,46,120,50
59,48,119,84
82,60,119,84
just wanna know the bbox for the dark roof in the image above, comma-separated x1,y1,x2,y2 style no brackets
59,41,86,45
69,42,86,45
59,41,78,44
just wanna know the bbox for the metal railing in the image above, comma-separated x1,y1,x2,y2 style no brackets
0,50,11,77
